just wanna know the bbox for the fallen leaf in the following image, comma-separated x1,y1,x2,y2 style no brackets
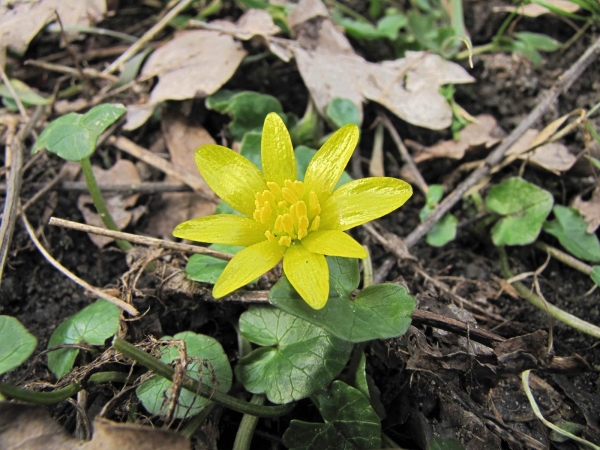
571,187,600,233
289,0,474,129
125,30,247,130
202,9,281,41
413,115,500,162
77,159,145,248
505,129,577,174
144,113,217,239
494,0,579,18
0,402,190,449
0,0,106,55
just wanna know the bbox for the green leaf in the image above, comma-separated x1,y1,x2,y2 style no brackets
543,206,600,262
295,146,353,189
0,316,37,375
47,299,120,379
136,331,232,419
377,13,407,40
186,244,244,284
205,89,242,112
426,213,457,247
237,0,269,8
419,184,444,221
352,351,386,420
33,104,126,161
240,130,263,171
429,438,466,450
591,266,600,287
236,306,352,404
0,78,49,107
270,257,416,342
282,381,382,449
514,32,561,52
485,177,554,246
114,48,153,89
326,98,361,128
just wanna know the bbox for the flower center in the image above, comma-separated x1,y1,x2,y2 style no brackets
253,180,321,247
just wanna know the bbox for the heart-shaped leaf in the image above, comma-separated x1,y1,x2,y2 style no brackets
33,104,126,161
136,331,232,419
426,213,457,247
47,300,121,379
326,98,361,128
543,206,600,262
186,244,244,284
282,381,381,450
485,177,553,246
0,316,37,375
235,306,352,404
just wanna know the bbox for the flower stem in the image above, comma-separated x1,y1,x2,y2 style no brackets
232,395,266,450
88,371,132,384
499,247,600,338
80,156,132,252
534,241,593,276
0,382,81,404
113,337,295,418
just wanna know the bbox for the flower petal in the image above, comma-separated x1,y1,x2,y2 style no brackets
320,177,413,231
283,243,329,310
213,241,284,298
195,144,266,217
304,124,359,201
173,214,268,246
301,230,367,258
261,113,296,185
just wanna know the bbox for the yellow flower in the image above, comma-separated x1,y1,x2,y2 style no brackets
174,113,412,309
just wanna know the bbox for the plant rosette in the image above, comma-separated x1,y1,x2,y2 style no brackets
173,113,412,309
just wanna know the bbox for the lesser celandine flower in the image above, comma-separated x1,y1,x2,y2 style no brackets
174,113,412,309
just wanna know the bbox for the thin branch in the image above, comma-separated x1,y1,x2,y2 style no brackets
25,60,119,82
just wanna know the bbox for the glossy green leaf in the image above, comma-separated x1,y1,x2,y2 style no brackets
352,351,386,420
485,177,553,246
326,98,361,128
426,213,457,247
0,316,37,375
429,438,466,450
543,206,600,262
295,146,353,189
335,13,406,41
419,184,444,222
240,130,263,171
32,103,126,161
114,48,153,88
205,89,242,112
136,331,232,419
236,306,352,404
0,79,49,107
282,381,381,450
186,244,244,284
591,266,600,287
47,300,120,379
514,32,561,52
271,257,415,342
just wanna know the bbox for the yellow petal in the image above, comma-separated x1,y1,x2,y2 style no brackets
213,241,284,298
304,124,359,201
283,243,329,310
320,177,413,231
301,230,367,258
195,144,266,217
173,215,268,246
261,113,296,185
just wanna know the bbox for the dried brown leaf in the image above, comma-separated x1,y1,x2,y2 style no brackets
205,9,281,41
494,0,579,18
571,187,600,233
505,129,576,174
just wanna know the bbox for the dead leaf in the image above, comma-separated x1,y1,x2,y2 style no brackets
494,0,579,18
571,187,600,233
77,159,145,248
202,9,281,41
0,0,106,55
289,0,474,129
144,113,217,239
504,129,577,174
0,402,190,450
125,30,247,130
413,115,500,162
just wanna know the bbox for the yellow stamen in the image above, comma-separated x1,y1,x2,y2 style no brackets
253,210,261,222
278,200,288,209
274,215,284,232
278,236,292,247
308,191,321,217
281,187,297,204
260,201,272,223
262,190,275,206
296,200,307,218
310,215,320,232
289,203,297,223
282,214,295,237
267,181,281,197
293,180,305,199
265,230,277,242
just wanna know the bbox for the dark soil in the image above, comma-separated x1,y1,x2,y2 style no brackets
1,1,600,449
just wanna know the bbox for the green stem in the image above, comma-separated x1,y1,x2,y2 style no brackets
499,247,600,338
88,371,133,384
80,157,132,252
455,42,495,60
534,242,593,276
180,402,218,439
0,382,81,405
232,395,266,450
113,337,294,418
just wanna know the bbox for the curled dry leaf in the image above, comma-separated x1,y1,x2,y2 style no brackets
413,115,501,162
0,402,190,450
494,0,579,18
288,0,474,129
571,187,600,233
0,0,106,55
125,30,247,130
202,9,281,41
77,159,146,248
145,113,217,239
505,129,577,174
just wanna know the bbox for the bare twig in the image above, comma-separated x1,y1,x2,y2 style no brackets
404,37,600,249
102,0,194,75
22,213,138,315
0,66,29,120
25,60,119,82
48,217,234,261
60,181,193,193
